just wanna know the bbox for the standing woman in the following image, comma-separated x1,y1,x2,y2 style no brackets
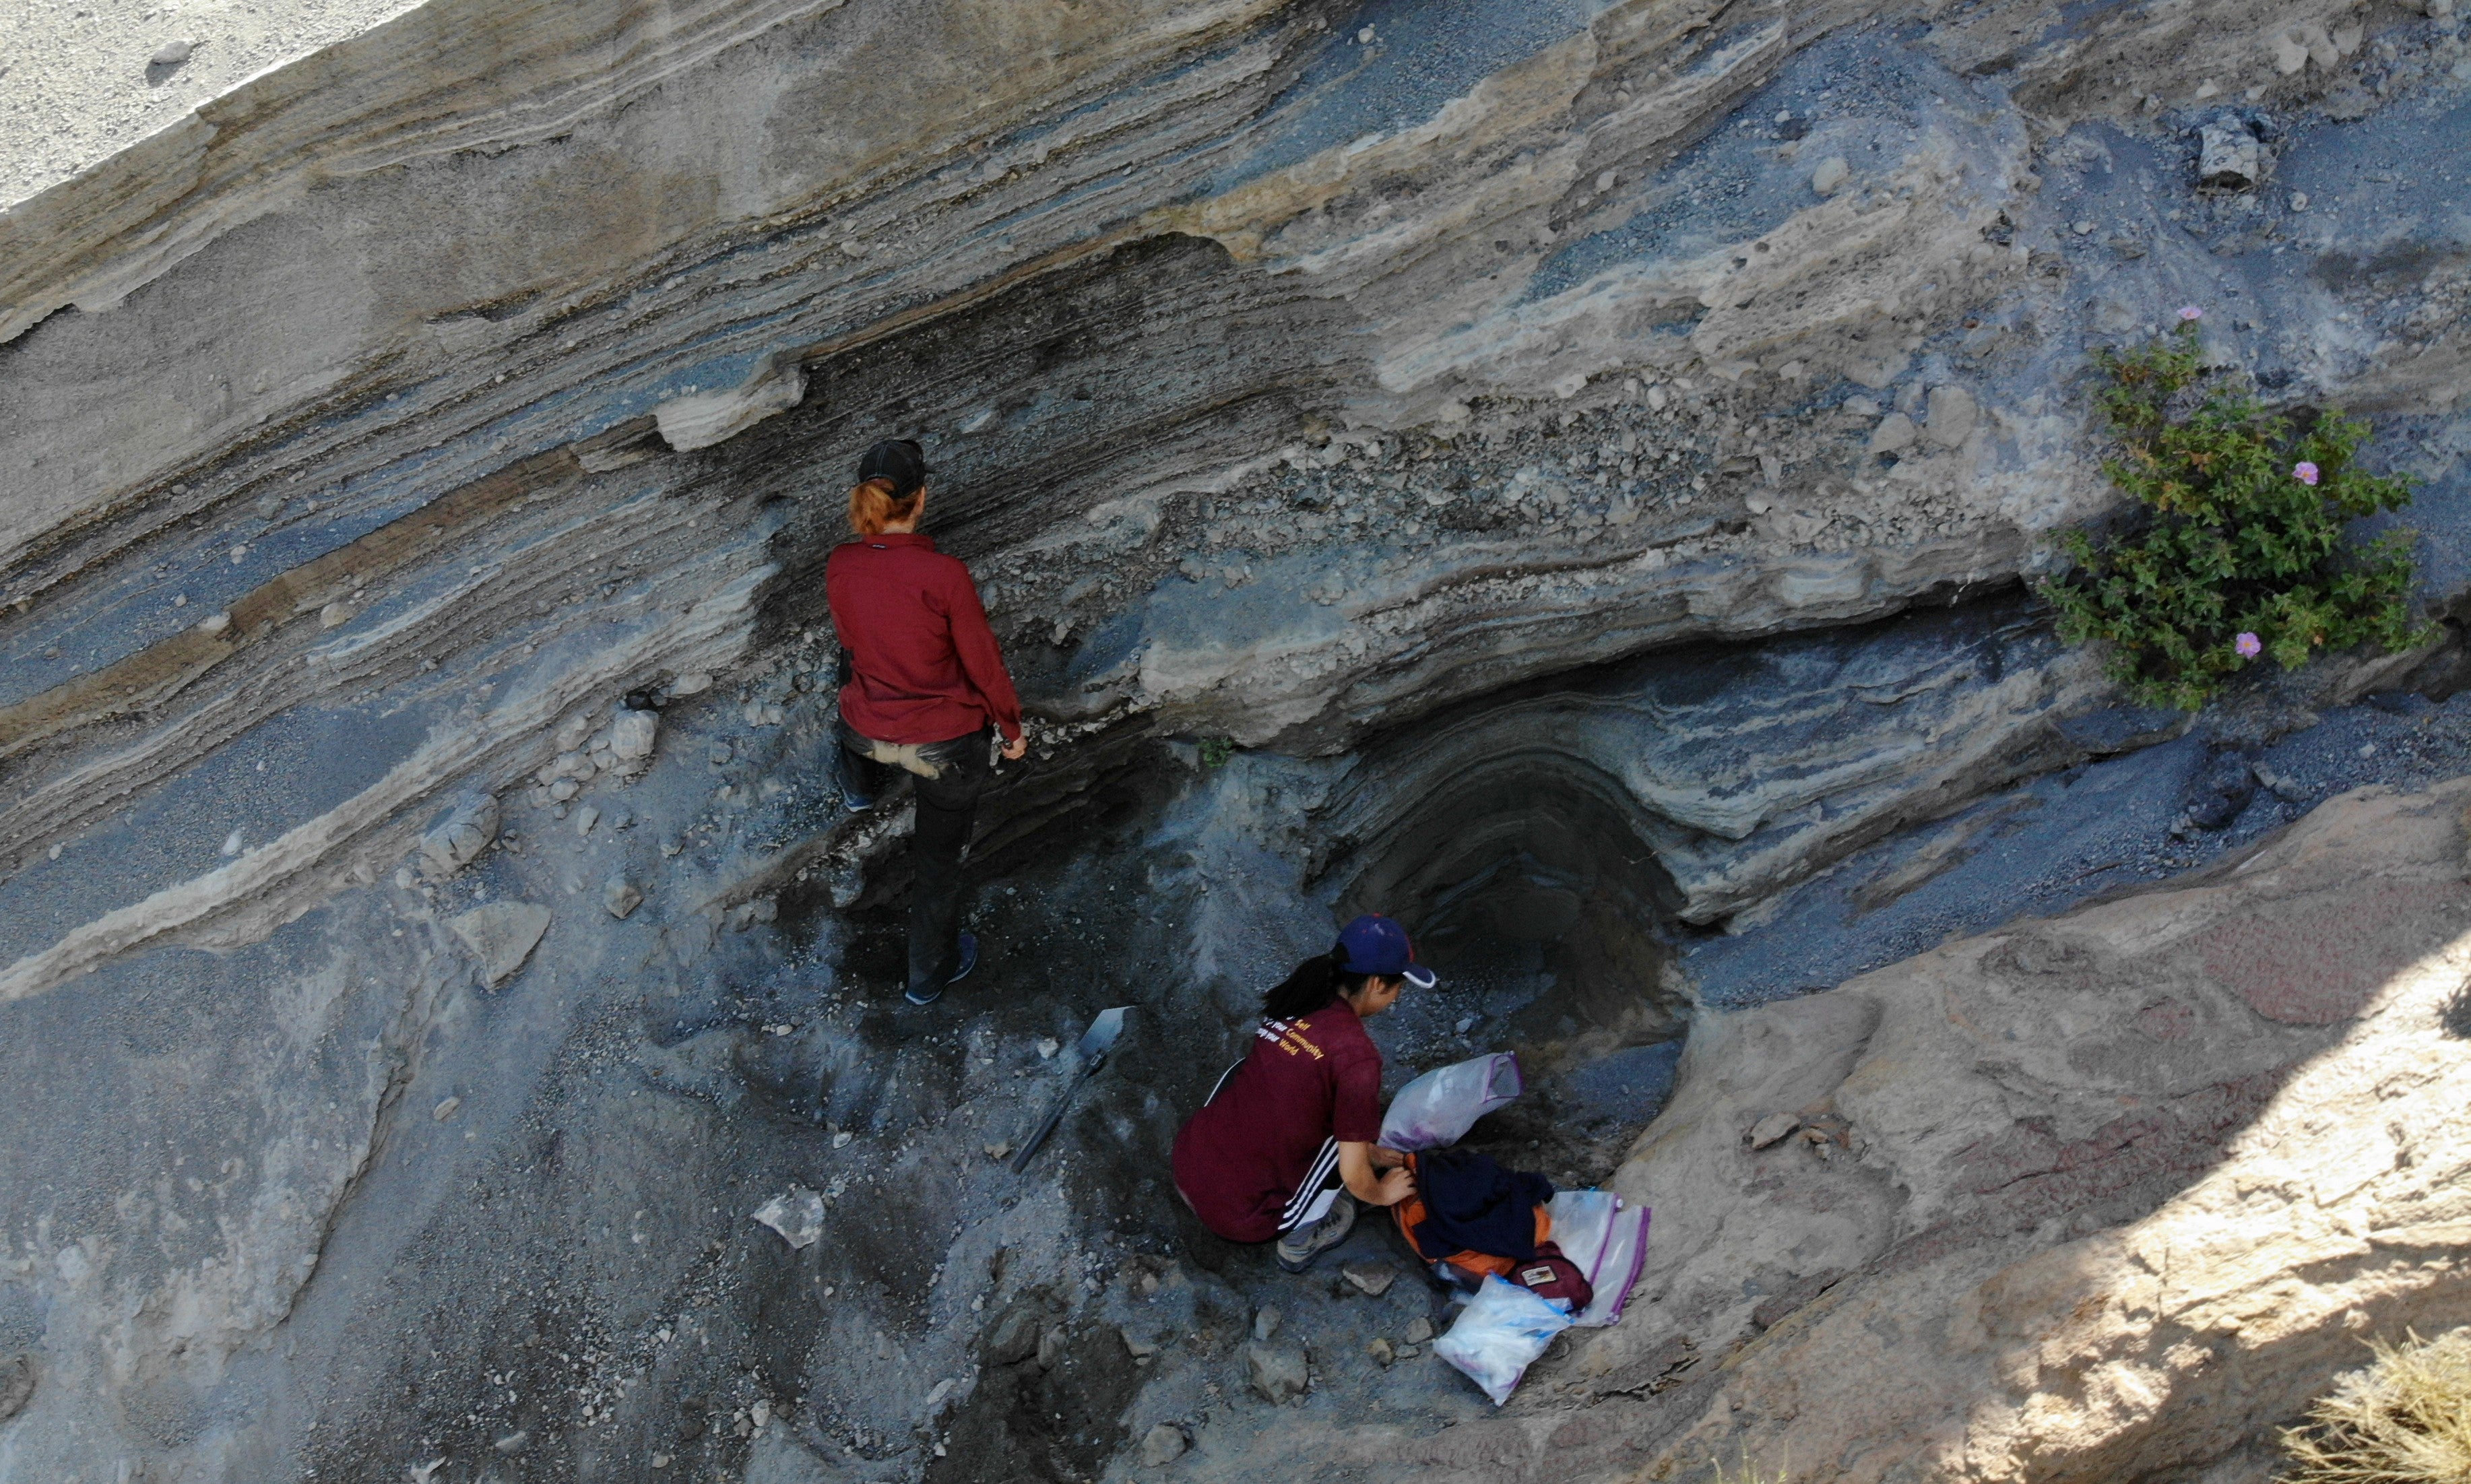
1172,915,1434,1272
825,439,1029,1006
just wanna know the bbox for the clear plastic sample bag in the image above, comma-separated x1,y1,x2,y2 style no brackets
1380,1052,1524,1151
1434,1273,1575,1405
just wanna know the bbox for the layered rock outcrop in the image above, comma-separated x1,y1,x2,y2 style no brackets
5,0,2471,1480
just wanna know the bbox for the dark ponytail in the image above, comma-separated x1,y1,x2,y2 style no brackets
1261,944,1375,1021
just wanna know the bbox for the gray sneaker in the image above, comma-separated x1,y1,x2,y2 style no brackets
1275,1196,1357,1273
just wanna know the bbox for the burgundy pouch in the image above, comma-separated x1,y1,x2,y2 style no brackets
1510,1240,1595,1313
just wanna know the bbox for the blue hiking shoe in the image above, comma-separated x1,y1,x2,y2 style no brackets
838,769,876,814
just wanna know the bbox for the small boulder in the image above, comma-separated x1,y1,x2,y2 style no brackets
1139,1422,1188,1467
1245,1341,1309,1405
1867,413,1917,454
1404,1316,1434,1345
2197,119,2264,191
1810,156,1851,195
1749,1113,1802,1150
1923,385,1977,448
416,793,500,882
2185,750,2261,831
1121,1326,1159,1360
610,707,660,762
1036,1324,1067,1370
449,901,552,988
1367,1337,1396,1367
1251,1305,1281,1343
150,38,194,66
604,877,643,920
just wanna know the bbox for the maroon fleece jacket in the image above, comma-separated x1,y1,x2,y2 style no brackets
825,532,1023,744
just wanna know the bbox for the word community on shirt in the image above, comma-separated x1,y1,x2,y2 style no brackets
1256,1016,1328,1062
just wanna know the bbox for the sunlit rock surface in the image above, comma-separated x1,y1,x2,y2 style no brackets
5,0,2471,1479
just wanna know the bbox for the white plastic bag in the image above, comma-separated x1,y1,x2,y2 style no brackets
1380,1052,1523,1151
1545,1189,1650,1328
1434,1274,1574,1405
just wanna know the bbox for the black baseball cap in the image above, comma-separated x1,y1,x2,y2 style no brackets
858,439,926,498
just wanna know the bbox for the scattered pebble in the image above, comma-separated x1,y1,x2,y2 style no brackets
1037,1037,1060,1059
750,1187,826,1250
149,38,193,67
1340,1260,1397,1298
432,1096,460,1122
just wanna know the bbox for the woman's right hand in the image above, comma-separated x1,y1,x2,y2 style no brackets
1000,734,1028,761
1372,1166,1417,1207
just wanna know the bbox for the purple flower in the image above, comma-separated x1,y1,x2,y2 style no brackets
2292,461,2320,486
2177,306,2203,322
2235,631,2263,658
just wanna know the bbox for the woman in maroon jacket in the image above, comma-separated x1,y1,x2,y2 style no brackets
825,439,1027,1006
1173,914,1431,1272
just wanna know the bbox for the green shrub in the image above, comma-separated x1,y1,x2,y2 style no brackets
1197,736,1234,769
2279,1326,2471,1484
2041,314,2427,710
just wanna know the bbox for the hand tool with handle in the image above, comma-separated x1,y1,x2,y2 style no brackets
1010,1006,1129,1173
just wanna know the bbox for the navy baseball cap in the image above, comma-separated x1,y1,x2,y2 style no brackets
1335,913,1436,989
857,438,926,498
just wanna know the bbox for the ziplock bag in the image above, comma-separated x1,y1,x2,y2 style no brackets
1380,1052,1522,1151
1544,1188,1650,1328
1434,1273,1574,1405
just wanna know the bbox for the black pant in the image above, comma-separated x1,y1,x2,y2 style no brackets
839,721,994,996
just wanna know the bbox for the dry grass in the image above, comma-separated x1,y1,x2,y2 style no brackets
1710,1446,1789,1484
2281,1327,2471,1484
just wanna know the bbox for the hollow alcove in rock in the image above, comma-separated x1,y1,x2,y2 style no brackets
1323,742,1694,1184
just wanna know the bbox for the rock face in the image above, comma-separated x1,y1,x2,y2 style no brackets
1279,781,2471,1482
3,0,2470,1480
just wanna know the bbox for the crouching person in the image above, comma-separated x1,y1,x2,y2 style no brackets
1171,915,1434,1272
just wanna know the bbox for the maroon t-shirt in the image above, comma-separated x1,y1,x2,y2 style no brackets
1172,1002,1383,1244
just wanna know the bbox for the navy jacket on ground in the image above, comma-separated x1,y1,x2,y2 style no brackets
1408,1149,1555,1262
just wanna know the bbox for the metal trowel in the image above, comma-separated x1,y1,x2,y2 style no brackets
1010,1006,1130,1173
